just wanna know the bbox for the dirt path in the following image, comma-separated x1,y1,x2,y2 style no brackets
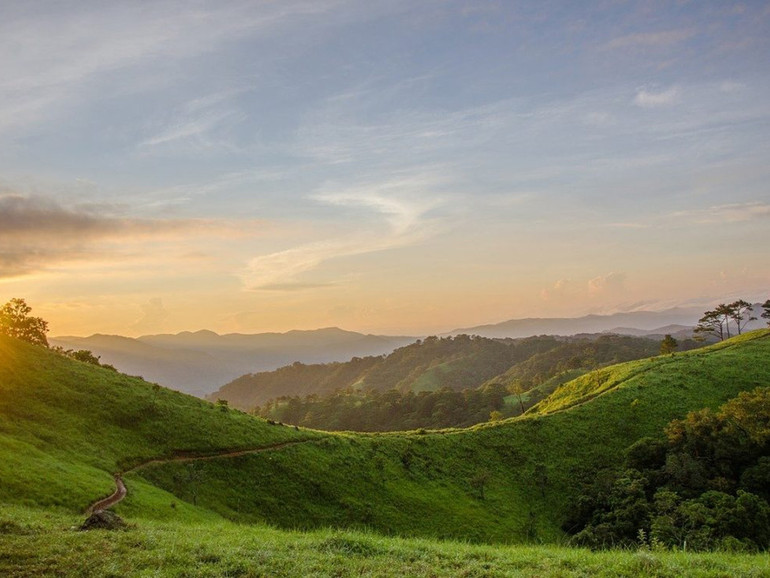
85,476,126,515
85,438,313,515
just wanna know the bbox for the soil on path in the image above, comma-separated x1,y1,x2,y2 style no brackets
85,438,313,515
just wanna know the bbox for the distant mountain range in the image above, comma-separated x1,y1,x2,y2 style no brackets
52,305,766,397
50,328,414,397
447,306,765,338
445,307,702,338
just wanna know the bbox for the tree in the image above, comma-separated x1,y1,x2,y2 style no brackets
761,300,770,326
0,298,49,347
728,300,756,335
693,301,753,342
509,380,528,415
660,334,678,355
714,303,735,339
470,469,491,500
694,309,726,342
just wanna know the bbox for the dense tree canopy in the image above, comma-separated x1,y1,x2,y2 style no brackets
566,387,770,551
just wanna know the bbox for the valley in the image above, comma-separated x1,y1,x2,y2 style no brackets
1,324,769,575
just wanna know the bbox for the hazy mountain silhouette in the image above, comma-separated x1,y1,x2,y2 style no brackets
446,308,707,338
51,328,414,397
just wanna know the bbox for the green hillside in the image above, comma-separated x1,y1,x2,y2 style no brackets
0,335,317,517
141,330,770,541
1,329,769,545
211,334,541,408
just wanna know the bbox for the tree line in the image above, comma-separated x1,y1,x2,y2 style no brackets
253,383,518,431
694,299,769,341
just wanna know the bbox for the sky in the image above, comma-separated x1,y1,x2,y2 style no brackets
0,0,769,337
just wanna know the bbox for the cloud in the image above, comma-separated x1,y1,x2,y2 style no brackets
130,298,170,333
0,1,353,133
241,174,447,290
0,193,267,278
588,272,626,296
139,90,247,152
607,29,695,50
670,202,770,224
312,174,446,235
540,278,571,301
633,86,681,108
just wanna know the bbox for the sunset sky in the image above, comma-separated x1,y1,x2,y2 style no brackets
1,1,769,336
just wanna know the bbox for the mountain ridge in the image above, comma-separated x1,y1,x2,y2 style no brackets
50,327,415,397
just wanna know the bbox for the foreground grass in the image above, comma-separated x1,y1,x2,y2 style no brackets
1,505,768,578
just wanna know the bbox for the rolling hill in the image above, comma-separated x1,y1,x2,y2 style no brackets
2,329,769,544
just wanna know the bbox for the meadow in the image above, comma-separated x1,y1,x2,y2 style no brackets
2,504,769,577
1,330,769,575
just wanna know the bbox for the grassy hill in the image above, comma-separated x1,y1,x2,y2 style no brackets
1,330,769,546
0,335,317,517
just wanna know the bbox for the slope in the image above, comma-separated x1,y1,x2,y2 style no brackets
0,335,318,517
138,330,770,541
1,330,769,544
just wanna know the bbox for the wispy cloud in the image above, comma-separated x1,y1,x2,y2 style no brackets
139,91,246,152
0,1,352,133
670,202,770,224
607,29,695,50
540,278,571,301
633,86,681,108
588,272,626,296
241,174,448,290
130,298,171,333
312,175,446,235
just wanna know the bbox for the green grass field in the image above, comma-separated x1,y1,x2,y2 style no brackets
2,504,769,578
1,330,769,575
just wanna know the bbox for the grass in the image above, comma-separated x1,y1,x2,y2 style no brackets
1,329,770,569
133,329,770,542
0,335,320,515
2,330,770,575
2,504,769,578
529,331,770,416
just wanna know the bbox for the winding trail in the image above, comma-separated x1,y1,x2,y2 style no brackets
85,438,314,515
